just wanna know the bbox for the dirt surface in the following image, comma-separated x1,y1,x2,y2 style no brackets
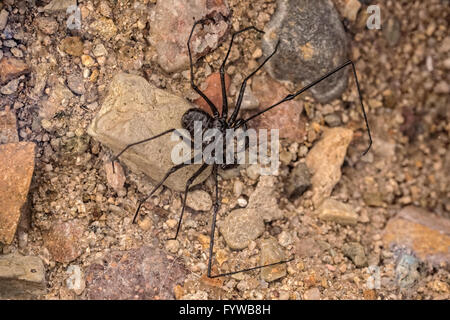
0,0,449,300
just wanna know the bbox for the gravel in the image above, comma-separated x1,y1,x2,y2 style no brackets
0,0,448,301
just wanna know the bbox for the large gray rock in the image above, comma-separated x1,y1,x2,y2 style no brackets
262,0,349,103
0,253,46,299
88,73,211,192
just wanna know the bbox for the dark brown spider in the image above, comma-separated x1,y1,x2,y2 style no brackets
112,18,372,278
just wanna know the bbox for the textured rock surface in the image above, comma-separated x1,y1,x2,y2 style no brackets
85,246,187,299
317,198,358,225
0,142,35,245
39,82,74,119
306,127,353,207
395,253,421,288
150,0,231,73
87,72,212,192
104,161,126,194
251,75,306,141
260,238,287,282
247,176,283,222
383,206,450,269
66,265,85,295
261,0,349,103
42,219,86,263
0,57,30,85
0,108,19,144
219,176,283,250
59,36,84,57
303,287,321,300
0,253,46,299
342,242,368,267
285,162,311,200
186,189,213,211
219,208,265,250
43,0,77,12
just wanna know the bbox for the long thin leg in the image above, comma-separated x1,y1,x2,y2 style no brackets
207,165,220,277
132,156,196,224
240,60,373,155
111,128,191,173
188,19,220,118
219,26,264,121
207,165,294,278
170,163,209,240
229,40,280,126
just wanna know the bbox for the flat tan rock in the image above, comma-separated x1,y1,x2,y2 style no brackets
88,72,211,192
317,198,358,225
306,127,353,207
0,253,46,299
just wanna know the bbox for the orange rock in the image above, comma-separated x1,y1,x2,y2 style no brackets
251,75,306,141
197,234,210,250
200,273,223,288
363,289,377,300
42,220,85,263
0,57,30,85
59,36,84,57
0,142,35,244
194,72,231,116
383,206,450,268
173,284,185,299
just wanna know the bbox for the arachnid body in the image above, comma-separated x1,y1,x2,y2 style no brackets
111,19,372,278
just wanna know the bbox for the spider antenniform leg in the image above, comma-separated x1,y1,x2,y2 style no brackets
240,60,372,155
219,26,264,120
187,18,220,118
229,41,280,126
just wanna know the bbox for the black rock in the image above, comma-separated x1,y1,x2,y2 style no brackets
262,0,350,103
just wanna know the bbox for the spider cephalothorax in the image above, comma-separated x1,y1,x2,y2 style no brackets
112,18,372,278
181,108,249,170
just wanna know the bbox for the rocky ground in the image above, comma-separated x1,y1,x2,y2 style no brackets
0,0,449,300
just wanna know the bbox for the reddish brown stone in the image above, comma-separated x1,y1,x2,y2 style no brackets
150,0,230,73
383,206,450,269
0,142,35,244
42,219,85,263
0,108,18,144
194,72,231,115
59,36,84,57
0,57,30,85
251,75,306,141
